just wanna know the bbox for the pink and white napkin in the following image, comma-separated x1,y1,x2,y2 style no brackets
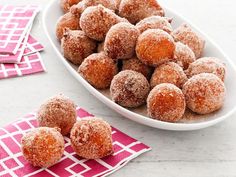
0,52,46,79
0,5,46,78
23,35,44,56
0,24,32,63
0,5,39,54
0,107,151,177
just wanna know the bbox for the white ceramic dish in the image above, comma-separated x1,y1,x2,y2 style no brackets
42,0,236,131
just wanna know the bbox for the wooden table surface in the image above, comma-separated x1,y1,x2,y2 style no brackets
0,0,236,176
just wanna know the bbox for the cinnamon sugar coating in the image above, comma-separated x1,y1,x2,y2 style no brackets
118,0,165,24
21,127,64,167
80,5,127,41
150,62,187,89
61,0,81,13
56,12,80,40
136,29,175,66
78,52,118,89
186,57,226,81
147,83,186,122
70,117,113,159
110,70,150,108
136,16,173,34
104,22,140,59
173,42,196,70
61,29,96,65
172,24,205,58
37,94,77,135
182,73,226,114
70,0,116,16
122,56,153,79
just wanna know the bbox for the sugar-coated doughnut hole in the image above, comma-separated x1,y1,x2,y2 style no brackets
78,52,118,89
70,0,116,16
172,24,205,58
173,42,196,70
37,94,77,135
70,117,113,159
150,62,187,89
119,0,165,24
122,57,153,79
182,73,226,114
104,22,140,59
61,29,96,65
61,0,81,13
136,29,175,66
147,83,186,122
80,5,127,41
21,127,65,167
186,57,226,81
56,12,80,40
136,16,173,34
110,70,150,108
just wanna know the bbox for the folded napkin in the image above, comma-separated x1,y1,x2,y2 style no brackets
23,35,44,56
0,52,46,79
0,24,32,63
0,5,39,54
0,107,151,177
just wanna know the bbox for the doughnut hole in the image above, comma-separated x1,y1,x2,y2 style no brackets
136,29,175,66
150,62,188,88
78,52,118,89
147,83,186,122
182,73,226,114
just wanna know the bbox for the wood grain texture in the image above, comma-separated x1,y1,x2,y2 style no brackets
0,0,236,176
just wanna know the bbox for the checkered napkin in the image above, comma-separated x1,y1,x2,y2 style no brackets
0,23,32,63
0,107,151,177
23,35,44,56
0,52,46,79
0,5,45,79
0,5,39,54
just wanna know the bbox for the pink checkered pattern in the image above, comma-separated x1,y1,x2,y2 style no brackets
0,24,32,63
0,52,46,79
0,107,151,177
0,5,39,54
23,35,44,56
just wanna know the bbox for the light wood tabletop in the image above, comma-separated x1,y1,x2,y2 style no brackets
0,0,236,176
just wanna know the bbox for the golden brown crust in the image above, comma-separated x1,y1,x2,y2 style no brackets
70,117,113,159
186,57,226,81
21,127,64,167
61,29,96,65
110,70,150,108
122,56,153,79
173,42,196,70
136,29,175,66
37,94,77,135
60,0,81,13
70,0,116,16
182,73,226,114
80,5,127,41
147,83,186,122
172,24,205,59
150,62,187,88
78,52,118,89
119,0,165,24
136,16,172,34
104,22,140,59
56,12,80,40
